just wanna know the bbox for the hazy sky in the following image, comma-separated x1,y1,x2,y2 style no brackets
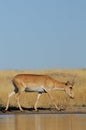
0,0,86,70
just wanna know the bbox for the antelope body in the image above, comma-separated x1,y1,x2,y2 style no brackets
5,74,75,111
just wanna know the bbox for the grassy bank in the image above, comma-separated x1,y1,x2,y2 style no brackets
0,69,86,109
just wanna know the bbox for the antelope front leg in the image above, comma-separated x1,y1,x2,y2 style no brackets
47,91,60,111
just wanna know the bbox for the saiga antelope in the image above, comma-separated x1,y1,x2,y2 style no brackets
5,74,75,112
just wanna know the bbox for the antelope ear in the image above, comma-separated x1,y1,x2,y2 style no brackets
65,81,70,85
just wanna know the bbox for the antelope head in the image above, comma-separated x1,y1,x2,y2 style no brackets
64,75,76,99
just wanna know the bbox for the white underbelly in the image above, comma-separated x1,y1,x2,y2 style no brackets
25,86,46,93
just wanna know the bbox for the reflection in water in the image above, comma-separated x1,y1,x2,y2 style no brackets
0,114,86,130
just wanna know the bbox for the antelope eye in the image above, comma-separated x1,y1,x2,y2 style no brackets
70,87,72,90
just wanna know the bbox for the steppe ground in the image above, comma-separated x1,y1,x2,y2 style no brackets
0,69,86,113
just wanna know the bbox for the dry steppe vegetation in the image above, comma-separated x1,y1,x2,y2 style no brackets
0,69,86,110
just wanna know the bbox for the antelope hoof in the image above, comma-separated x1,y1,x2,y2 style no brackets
56,107,61,111
20,109,24,112
59,105,66,110
34,108,39,112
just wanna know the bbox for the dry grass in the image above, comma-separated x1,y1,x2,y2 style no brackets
0,69,86,108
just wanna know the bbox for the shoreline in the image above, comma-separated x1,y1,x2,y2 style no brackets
0,106,86,115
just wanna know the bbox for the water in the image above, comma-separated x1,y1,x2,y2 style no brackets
0,114,86,130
